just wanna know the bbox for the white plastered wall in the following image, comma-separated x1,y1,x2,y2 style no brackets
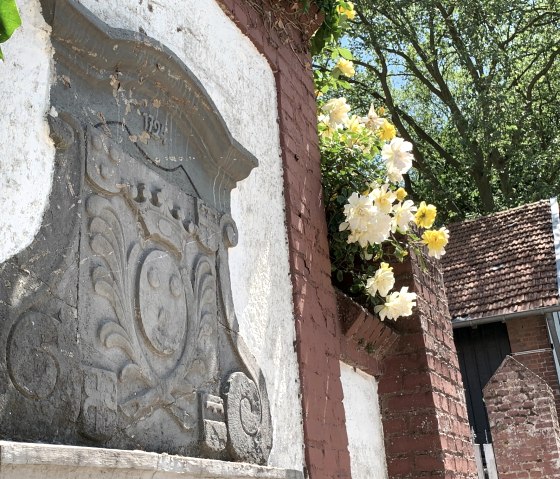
340,362,388,479
0,0,304,471
0,0,55,263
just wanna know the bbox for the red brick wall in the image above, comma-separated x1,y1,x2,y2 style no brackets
378,252,477,479
216,3,352,477
483,355,560,479
218,4,478,478
507,315,560,411
337,289,400,376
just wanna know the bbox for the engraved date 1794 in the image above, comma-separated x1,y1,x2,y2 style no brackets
142,111,165,138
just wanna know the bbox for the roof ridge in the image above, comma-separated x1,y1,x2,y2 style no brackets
448,198,552,228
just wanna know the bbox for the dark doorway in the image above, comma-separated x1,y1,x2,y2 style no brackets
454,322,511,443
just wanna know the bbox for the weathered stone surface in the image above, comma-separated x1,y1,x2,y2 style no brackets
483,356,560,478
223,372,273,464
0,0,272,464
0,441,303,479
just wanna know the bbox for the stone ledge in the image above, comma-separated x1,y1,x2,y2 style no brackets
0,442,303,479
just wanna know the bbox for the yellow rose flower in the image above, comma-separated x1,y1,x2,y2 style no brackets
378,119,397,141
335,58,355,78
396,187,407,201
422,227,450,259
337,2,356,20
414,201,437,228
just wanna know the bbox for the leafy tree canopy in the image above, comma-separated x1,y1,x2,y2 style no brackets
318,0,560,221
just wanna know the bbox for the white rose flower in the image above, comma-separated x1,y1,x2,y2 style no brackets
322,97,350,130
362,103,385,131
347,228,370,248
342,192,376,233
362,209,392,245
392,287,417,317
382,137,414,179
391,200,417,233
387,165,404,183
375,287,417,321
366,263,395,297
342,194,392,247
370,184,396,214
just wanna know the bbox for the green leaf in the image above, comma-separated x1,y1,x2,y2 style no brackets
349,283,361,294
0,0,21,46
337,47,354,60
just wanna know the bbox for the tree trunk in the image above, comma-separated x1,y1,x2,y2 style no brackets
472,166,496,213
492,150,512,207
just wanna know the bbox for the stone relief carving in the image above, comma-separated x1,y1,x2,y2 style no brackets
80,367,118,441
7,312,61,401
199,392,228,457
0,0,272,465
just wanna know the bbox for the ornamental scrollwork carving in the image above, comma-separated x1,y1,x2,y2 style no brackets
84,190,218,433
0,0,272,463
223,372,268,463
216,215,273,464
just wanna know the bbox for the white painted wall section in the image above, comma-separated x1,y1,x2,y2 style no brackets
0,0,55,264
340,362,388,479
0,0,304,471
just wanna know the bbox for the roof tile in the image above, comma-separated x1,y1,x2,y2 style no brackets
441,199,559,320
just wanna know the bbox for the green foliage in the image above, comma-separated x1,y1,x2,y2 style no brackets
305,0,356,95
313,45,354,95
307,0,353,55
320,130,383,301
0,0,21,60
325,0,560,221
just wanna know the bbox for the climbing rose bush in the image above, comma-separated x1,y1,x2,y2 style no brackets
310,1,448,321
319,97,449,321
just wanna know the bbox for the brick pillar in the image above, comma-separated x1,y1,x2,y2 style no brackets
483,355,560,478
217,2,352,477
378,251,477,478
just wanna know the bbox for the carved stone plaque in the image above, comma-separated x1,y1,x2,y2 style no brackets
0,0,272,464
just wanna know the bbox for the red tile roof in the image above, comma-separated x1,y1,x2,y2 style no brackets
441,200,559,320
